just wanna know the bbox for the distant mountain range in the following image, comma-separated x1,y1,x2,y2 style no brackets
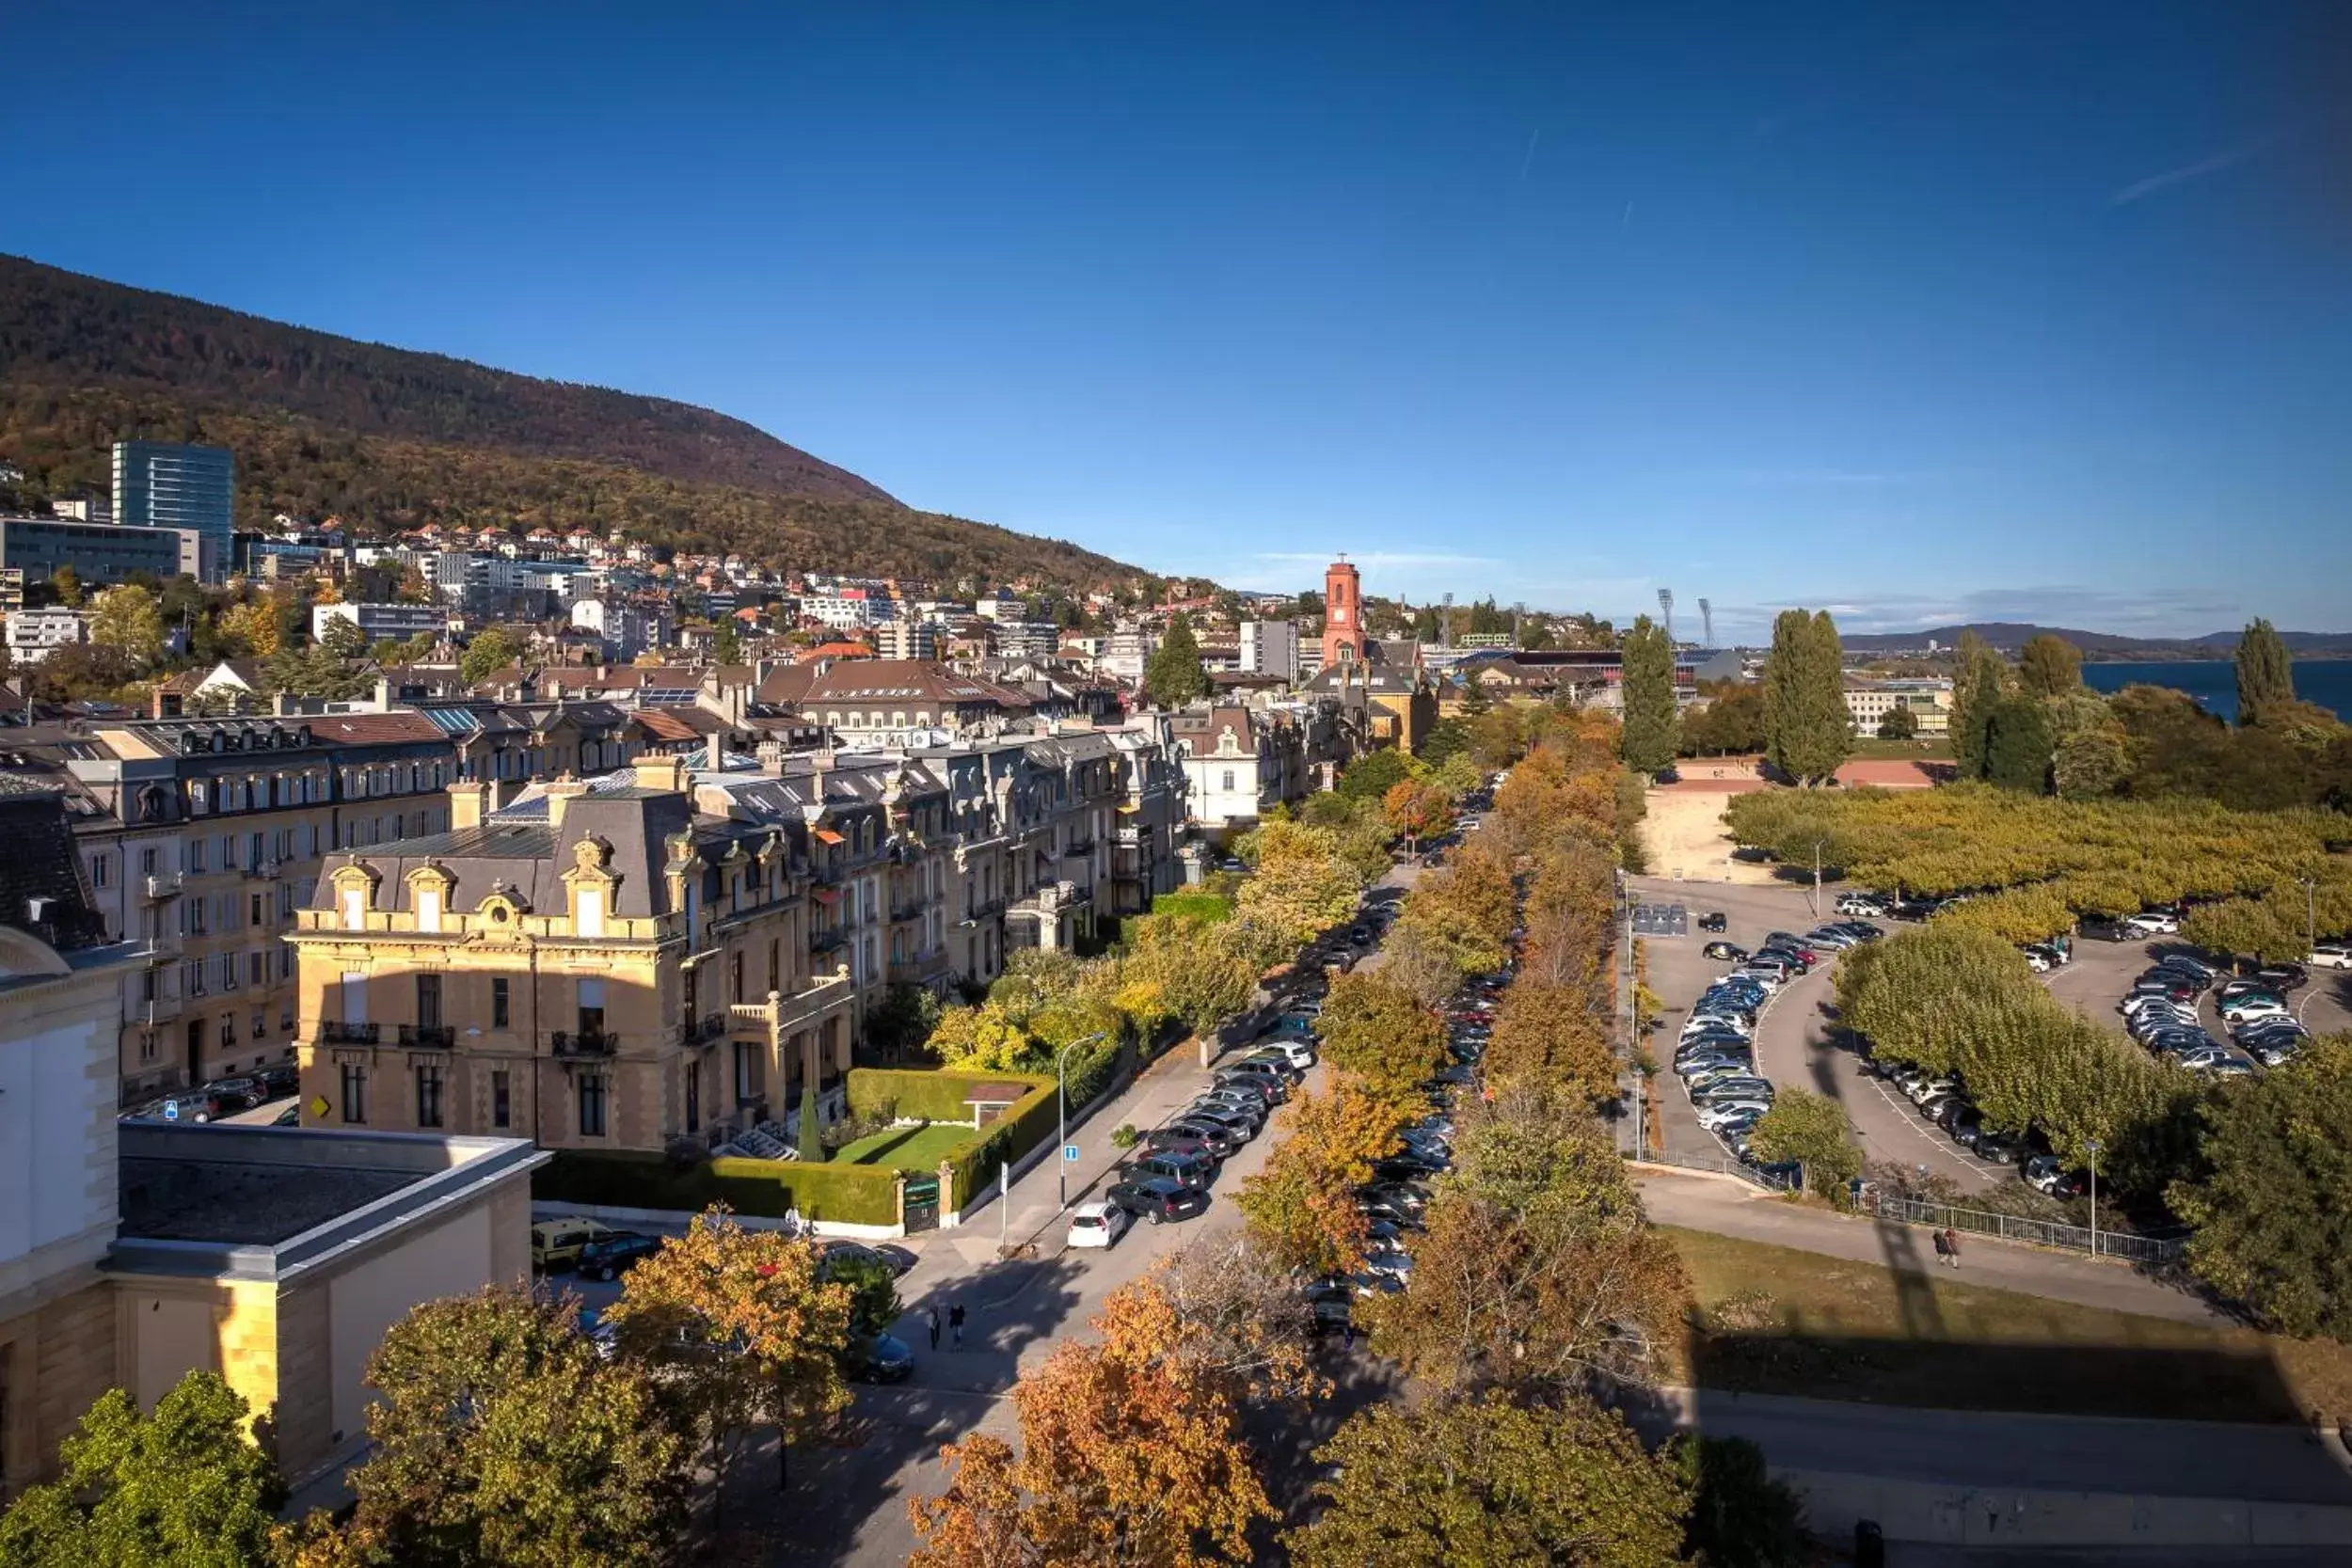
1838,622,2352,661
0,254,1145,587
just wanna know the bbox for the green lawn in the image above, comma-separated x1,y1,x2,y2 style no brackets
1844,736,1955,761
1662,1226,2352,1425
831,1122,978,1172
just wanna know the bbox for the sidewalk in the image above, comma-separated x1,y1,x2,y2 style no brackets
1636,1167,2226,1325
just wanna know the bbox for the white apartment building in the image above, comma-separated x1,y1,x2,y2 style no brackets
799,591,875,629
1238,619,1299,682
5,608,88,665
1844,677,1954,737
876,619,941,660
1099,626,1158,684
313,602,447,643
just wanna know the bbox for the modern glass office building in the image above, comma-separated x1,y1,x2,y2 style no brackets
112,440,234,581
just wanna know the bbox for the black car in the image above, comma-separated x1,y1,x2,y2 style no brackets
201,1076,265,1112
1184,1101,1263,1137
1972,1132,2023,1165
1356,1194,1426,1230
1698,911,1728,933
1122,1150,1214,1191
847,1331,914,1384
257,1061,300,1099
2252,962,2308,990
1210,1069,1283,1106
1372,1152,1445,1184
1151,1121,1239,1159
1107,1176,1208,1224
575,1231,663,1282
1702,941,1747,961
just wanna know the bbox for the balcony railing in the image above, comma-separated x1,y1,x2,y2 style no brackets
889,900,928,923
888,950,950,987
687,1011,729,1045
142,872,183,900
319,1021,380,1046
961,896,1007,923
397,1023,455,1049
809,927,850,954
550,1029,616,1058
1060,839,1096,857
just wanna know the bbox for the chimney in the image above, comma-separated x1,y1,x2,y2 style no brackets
757,739,787,776
448,779,492,832
544,776,591,830
705,729,726,772
636,753,686,795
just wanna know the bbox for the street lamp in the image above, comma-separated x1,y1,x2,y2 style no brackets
1056,1031,1110,1213
1811,840,1825,919
2299,876,2318,959
2084,1136,2102,1259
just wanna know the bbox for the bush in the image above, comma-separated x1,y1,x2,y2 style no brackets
535,1149,902,1227
1111,1123,1140,1149
1151,891,1234,924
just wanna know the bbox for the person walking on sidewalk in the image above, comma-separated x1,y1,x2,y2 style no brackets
1932,1227,1950,1267
925,1303,941,1352
949,1301,966,1348
1943,1227,1962,1268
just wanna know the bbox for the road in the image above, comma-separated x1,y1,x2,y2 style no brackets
703,854,1430,1567
1631,875,2001,1193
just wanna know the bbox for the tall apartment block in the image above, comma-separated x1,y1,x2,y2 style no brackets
112,440,234,583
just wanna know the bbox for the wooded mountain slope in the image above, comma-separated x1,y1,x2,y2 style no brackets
0,254,1140,585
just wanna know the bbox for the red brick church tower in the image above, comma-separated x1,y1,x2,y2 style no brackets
1321,556,1364,669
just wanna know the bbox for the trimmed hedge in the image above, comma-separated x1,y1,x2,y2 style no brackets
535,1149,902,1227
945,1080,1061,1212
845,1067,1055,1125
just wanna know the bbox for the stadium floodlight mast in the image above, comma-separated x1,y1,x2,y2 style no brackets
1657,588,1675,645
1698,597,1715,647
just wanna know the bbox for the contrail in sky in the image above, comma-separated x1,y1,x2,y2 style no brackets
1519,128,1540,181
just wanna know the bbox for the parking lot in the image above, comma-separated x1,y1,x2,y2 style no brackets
2047,927,2352,1049
1633,876,2003,1191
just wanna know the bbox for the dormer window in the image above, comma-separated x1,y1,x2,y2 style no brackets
342,887,367,930
576,885,606,937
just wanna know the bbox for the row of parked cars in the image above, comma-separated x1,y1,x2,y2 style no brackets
2120,950,2310,1073
123,1060,300,1124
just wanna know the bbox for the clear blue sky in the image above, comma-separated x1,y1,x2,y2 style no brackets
6,1,2348,640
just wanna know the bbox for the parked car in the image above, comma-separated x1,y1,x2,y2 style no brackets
2309,941,2352,970
2020,948,2052,974
1698,911,1728,932
2156,953,2217,981
256,1061,300,1099
1106,1176,1208,1224
1184,1102,1263,1139
847,1331,915,1384
1256,1037,1317,1071
1907,1077,1961,1105
1691,1076,1774,1105
576,1231,664,1282
1359,1180,1430,1214
1972,1132,2023,1164
1145,1125,1235,1162
2123,911,2180,936
1212,1069,1284,1105
1836,894,1886,917
2023,1155,2083,1198
1697,1099,1774,1132
1122,1150,1213,1192
1067,1200,1133,1249
532,1217,618,1273
1702,941,1747,961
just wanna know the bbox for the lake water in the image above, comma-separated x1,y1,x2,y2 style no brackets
2080,659,2352,723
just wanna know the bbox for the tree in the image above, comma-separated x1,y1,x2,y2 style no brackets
87,583,167,665
1236,1080,1407,1274
2017,633,2083,697
459,626,522,684
1618,613,1680,774
605,1208,854,1500
1983,694,2055,793
1234,819,1362,946
1482,980,1616,1105
1760,609,1850,784
1876,703,1918,741
318,614,369,660
908,1277,1275,1567
1681,684,1766,756
864,982,945,1060
1671,1434,1807,1568
1749,1087,1862,1200
1143,612,1210,708
799,1082,824,1158
1382,779,1454,854
0,1372,282,1567
1317,972,1445,1100
1283,1393,1691,1568
712,616,744,667
2169,1037,2352,1339
337,1286,682,1568
218,599,282,657
2234,617,2296,726
1376,916,1470,1009
1335,745,1414,802
1949,631,2011,781
51,563,82,608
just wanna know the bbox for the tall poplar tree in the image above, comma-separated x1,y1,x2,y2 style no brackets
1143,611,1210,708
1949,631,2012,781
1618,614,1680,774
1762,609,1850,784
2017,633,2083,697
2233,618,2294,727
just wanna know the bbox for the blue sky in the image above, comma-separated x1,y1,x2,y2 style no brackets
4,1,2347,640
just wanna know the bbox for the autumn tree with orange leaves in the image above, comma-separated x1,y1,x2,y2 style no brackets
907,1275,1277,1568
1314,971,1445,1103
1235,1079,1410,1275
1382,778,1455,855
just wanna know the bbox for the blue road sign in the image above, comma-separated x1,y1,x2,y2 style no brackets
1063,1144,1081,1162
162,1100,180,1121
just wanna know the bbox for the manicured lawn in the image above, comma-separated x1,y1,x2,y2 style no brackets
831,1122,978,1171
1661,1226,2352,1425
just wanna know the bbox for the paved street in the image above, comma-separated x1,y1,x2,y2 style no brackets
1637,1167,2222,1324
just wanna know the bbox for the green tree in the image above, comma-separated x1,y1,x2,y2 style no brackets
1618,614,1680,775
0,1372,282,1567
1949,631,2011,781
1876,703,1918,741
2170,1037,2352,1340
1760,609,1850,784
1983,694,2055,793
1283,1393,1691,1568
2017,633,2083,697
1143,611,1210,707
50,562,82,608
318,614,369,660
87,583,167,665
1334,745,1414,802
2233,618,2295,727
336,1287,683,1568
1671,1434,1807,1568
712,616,743,666
1750,1087,1862,1200
459,626,522,684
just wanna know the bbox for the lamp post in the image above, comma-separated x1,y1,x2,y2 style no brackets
2300,876,2318,958
1056,1031,1110,1213
1811,840,1825,919
2084,1136,2102,1259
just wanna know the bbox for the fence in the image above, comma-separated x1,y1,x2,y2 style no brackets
1632,1150,1798,1194
1868,1192,2187,1264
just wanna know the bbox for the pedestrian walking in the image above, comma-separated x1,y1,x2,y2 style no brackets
949,1301,966,1348
1931,1227,1950,1266
925,1304,941,1352
1943,1227,1962,1268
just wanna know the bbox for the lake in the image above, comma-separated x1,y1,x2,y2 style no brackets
2081,659,2352,723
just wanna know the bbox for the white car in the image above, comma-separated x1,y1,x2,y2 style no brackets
1697,1099,1774,1132
1907,1077,1960,1105
2021,949,2051,974
2123,912,2180,937
1837,895,1886,917
1258,1037,1317,1070
2308,942,2352,970
1066,1202,1132,1250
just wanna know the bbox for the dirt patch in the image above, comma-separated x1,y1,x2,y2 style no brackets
1640,788,1784,884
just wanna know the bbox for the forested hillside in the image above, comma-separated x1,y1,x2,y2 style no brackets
0,255,1140,585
